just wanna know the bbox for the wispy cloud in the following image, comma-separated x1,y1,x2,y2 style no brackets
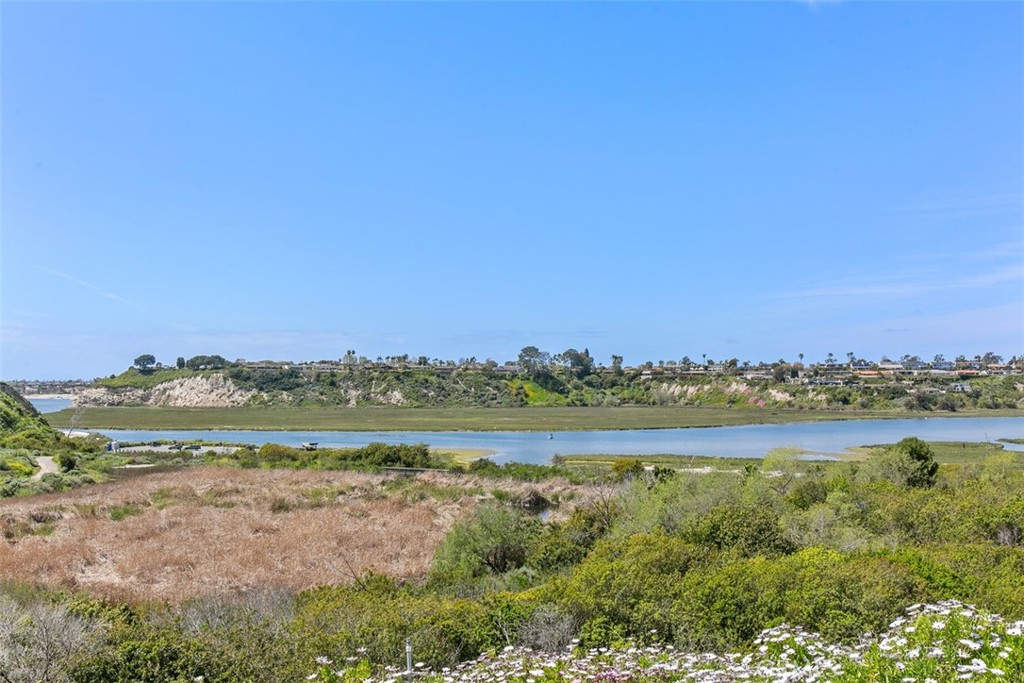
774,235,1024,303
4,309,60,321
436,327,607,349
848,302,1024,353
169,328,365,353
784,263,1024,300
38,267,144,310
958,239,1024,262
795,0,844,9
893,192,1022,226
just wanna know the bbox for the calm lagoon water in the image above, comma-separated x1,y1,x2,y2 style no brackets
28,398,73,413
91,417,1024,465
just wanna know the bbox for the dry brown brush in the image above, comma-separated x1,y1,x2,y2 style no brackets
0,467,589,603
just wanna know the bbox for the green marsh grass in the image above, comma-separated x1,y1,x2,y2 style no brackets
848,440,1024,467
47,404,1013,432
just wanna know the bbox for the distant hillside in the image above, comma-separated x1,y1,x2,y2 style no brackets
79,372,257,408
73,365,1024,412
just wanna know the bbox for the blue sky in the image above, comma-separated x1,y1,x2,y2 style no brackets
2,2,1022,379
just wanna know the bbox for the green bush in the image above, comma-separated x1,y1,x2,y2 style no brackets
57,452,78,472
3,456,35,477
293,577,503,671
546,532,705,646
466,458,576,482
72,620,207,683
859,437,939,489
527,505,611,573
227,367,304,392
610,458,645,481
776,548,926,641
680,502,795,557
429,505,542,590
670,548,926,650
226,442,443,471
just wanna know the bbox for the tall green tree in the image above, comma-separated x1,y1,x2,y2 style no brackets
518,346,552,379
184,354,228,370
558,348,595,379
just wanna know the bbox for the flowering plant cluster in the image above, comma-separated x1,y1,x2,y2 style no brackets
309,601,1023,683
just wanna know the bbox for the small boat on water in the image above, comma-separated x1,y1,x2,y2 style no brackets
300,442,318,451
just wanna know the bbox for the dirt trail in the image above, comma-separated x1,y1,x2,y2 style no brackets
31,456,59,481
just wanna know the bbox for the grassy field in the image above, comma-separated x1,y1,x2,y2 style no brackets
846,439,1024,465
44,405,1024,432
430,447,495,464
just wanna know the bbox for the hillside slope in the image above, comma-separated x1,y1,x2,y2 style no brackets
0,382,65,449
77,373,257,408
75,366,1024,412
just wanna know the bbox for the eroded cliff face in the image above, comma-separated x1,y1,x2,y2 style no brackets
75,374,256,408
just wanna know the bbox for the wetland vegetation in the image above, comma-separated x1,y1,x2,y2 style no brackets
45,404,937,432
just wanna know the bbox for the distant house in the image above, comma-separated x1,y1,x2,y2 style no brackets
821,363,849,378
244,360,292,371
878,361,903,375
742,370,772,381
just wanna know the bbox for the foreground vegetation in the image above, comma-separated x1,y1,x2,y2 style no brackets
5,382,1024,681
306,601,1023,682
2,434,1024,681
3,593,1021,683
